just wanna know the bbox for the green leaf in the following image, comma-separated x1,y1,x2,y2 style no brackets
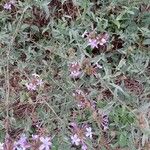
113,20,120,29
143,39,150,45
30,25,39,32
119,132,127,147
127,10,135,15
116,12,125,21
116,58,126,70
21,24,30,30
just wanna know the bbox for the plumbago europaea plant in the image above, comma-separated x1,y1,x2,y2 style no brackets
0,0,150,150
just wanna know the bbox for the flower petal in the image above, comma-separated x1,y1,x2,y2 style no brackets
39,144,45,150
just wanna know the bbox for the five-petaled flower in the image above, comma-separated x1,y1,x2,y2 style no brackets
88,39,99,49
85,127,92,139
13,134,30,150
71,134,81,146
37,79,43,86
39,136,52,150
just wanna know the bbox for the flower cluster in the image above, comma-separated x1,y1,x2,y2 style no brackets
69,62,82,78
69,59,102,78
3,0,15,10
31,134,52,150
73,90,92,109
13,134,52,150
81,58,102,77
73,89,109,131
70,123,93,150
25,73,43,91
82,30,109,49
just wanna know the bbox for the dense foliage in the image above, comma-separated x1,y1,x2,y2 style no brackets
0,0,150,149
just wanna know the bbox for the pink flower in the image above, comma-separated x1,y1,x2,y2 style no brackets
69,62,81,78
3,3,11,10
85,127,92,139
88,39,99,49
70,71,81,78
77,102,85,108
71,134,81,146
13,134,30,150
32,73,40,78
25,83,37,91
0,142,4,150
81,143,87,150
98,33,109,46
95,63,102,69
37,79,43,86
25,73,44,91
32,134,39,140
39,137,52,150
99,38,107,45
